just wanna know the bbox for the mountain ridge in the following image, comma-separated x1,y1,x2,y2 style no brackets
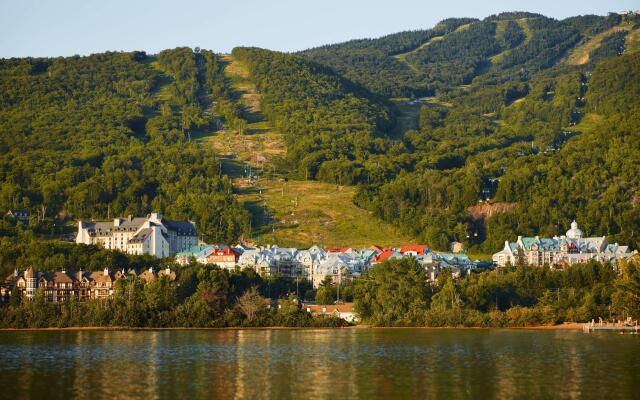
1,10,639,255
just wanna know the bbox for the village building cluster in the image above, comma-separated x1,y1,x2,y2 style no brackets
176,244,474,287
492,221,637,268
0,266,176,303
4,211,636,308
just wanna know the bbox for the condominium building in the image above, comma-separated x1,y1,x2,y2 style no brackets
76,213,197,258
492,220,637,268
1,267,176,303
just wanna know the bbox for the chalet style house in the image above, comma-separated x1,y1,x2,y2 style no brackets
492,221,637,268
76,213,197,258
5,209,29,224
1,266,176,303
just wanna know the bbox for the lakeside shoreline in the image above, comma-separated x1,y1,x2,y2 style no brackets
0,323,584,332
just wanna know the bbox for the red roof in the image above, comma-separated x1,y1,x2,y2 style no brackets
369,245,385,252
209,247,239,257
374,249,395,263
324,247,350,253
400,245,429,255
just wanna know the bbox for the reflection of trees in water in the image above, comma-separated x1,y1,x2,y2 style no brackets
1,330,640,398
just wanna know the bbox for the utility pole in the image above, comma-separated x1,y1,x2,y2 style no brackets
337,268,341,304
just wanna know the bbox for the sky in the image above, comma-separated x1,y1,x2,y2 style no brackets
1,0,638,58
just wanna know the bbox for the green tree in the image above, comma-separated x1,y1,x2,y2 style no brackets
237,286,267,321
354,258,430,325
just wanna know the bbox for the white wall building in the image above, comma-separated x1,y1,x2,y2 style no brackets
237,246,302,277
237,245,371,286
493,220,637,268
76,213,197,258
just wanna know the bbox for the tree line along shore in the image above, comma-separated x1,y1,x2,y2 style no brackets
0,238,638,329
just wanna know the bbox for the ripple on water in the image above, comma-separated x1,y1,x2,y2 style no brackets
0,329,638,399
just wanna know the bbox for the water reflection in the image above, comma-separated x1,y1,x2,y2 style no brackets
0,329,639,399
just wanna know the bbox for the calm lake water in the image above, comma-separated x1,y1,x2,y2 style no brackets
0,329,639,399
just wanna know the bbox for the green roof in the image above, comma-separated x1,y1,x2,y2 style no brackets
176,244,212,257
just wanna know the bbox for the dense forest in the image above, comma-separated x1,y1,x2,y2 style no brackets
1,11,640,286
301,12,624,96
354,257,640,326
299,17,477,97
231,47,395,183
298,12,640,252
0,48,249,243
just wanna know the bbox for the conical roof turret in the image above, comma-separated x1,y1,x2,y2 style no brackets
24,266,35,279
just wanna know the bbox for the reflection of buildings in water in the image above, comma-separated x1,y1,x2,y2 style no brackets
206,330,238,398
232,329,369,399
15,333,36,396
493,335,525,399
3,330,638,398
145,331,160,398
467,332,507,398
552,331,583,397
108,331,160,398
234,329,274,399
391,331,508,398
349,330,476,398
71,331,162,398
291,330,367,399
492,332,586,398
344,330,361,398
71,331,90,398
317,330,364,398
234,330,247,399
299,330,335,399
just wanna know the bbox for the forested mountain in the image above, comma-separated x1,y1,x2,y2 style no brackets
1,11,639,256
297,11,640,252
343,12,640,253
231,47,394,183
0,49,248,242
301,12,625,97
299,17,476,97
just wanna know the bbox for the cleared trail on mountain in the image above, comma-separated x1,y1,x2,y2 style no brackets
205,55,414,247
490,18,534,65
565,23,632,65
208,55,286,173
392,23,473,74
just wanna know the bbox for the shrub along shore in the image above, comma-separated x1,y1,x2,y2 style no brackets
0,324,585,331
351,258,640,327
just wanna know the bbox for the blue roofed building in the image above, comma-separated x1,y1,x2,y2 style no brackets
493,220,637,268
175,244,214,266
